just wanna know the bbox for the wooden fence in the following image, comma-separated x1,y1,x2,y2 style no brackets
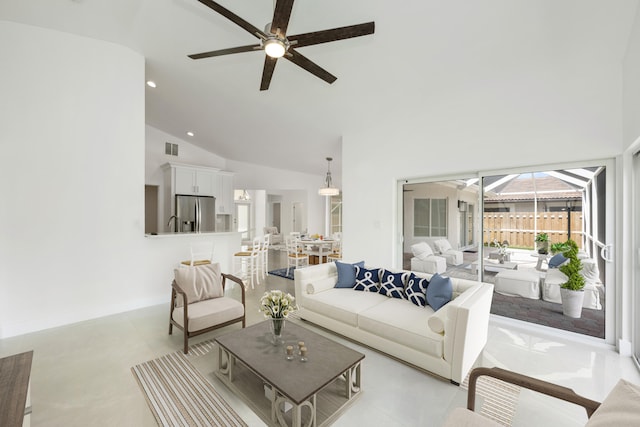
483,211,582,249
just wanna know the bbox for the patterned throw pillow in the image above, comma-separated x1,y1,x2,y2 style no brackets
379,270,408,299
354,267,380,292
405,273,429,307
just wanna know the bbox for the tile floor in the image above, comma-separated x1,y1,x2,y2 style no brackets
1,250,638,426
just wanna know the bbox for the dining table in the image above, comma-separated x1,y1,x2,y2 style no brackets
298,238,336,264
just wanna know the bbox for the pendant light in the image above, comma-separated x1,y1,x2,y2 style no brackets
318,157,340,196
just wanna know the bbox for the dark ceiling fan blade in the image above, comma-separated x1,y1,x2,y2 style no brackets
270,0,295,37
197,0,267,39
288,22,375,48
285,49,337,84
260,56,278,91
188,44,261,59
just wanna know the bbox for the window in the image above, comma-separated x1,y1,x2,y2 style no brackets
414,198,447,237
330,194,342,235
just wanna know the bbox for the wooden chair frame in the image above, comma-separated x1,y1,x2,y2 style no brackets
169,273,246,354
467,367,601,418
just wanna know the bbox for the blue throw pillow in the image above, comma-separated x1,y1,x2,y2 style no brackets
548,253,568,268
335,260,365,288
379,270,408,299
426,273,452,311
405,273,429,307
354,266,380,292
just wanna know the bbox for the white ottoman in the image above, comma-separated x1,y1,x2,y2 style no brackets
494,270,541,299
411,256,447,274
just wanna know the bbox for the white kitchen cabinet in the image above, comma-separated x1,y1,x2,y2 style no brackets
174,167,216,196
217,172,234,214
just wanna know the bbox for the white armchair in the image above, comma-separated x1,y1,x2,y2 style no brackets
434,239,464,266
263,226,282,245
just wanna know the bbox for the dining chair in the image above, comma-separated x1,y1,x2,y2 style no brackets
285,236,309,275
260,233,271,279
327,239,342,261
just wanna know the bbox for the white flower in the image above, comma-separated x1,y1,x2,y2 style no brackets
258,290,298,319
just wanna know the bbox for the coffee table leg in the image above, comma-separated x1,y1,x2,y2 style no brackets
346,362,362,399
217,347,234,382
273,390,316,427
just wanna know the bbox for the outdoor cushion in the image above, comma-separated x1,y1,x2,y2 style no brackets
548,253,568,268
411,242,434,259
434,239,453,253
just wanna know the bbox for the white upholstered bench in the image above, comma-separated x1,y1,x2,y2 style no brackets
494,269,541,299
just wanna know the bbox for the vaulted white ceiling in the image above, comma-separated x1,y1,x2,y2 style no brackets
1,0,637,176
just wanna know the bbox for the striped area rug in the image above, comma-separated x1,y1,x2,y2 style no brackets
132,349,246,427
460,371,521,426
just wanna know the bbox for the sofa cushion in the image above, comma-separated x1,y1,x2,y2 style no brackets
379,270,408,299
358,298,443,357
302,288,388,326
426,273,452,311
405,273,429,307
354,266,380,292
411,242,434,260
335,260,365,288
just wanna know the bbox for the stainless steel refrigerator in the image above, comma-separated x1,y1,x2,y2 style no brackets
175,195,216,232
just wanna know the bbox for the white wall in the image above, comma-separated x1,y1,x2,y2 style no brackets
624,7,640,148
227,159,325,235
0,22,147,337
342,43,625,269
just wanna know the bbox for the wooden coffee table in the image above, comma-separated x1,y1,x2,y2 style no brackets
215,321,364,427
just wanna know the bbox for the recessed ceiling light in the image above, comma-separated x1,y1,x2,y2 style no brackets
146,80,157,88
187,131,194,137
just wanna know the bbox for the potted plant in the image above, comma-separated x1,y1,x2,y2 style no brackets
550,242,568,255
535,232,549,254
558,239,585,318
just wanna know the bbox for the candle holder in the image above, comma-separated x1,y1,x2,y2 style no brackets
300,346,308,362
285,345,294,361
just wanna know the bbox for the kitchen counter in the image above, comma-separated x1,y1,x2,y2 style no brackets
145,231,240,238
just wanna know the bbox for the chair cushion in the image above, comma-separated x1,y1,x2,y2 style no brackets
303,288,388,326
172,297,244,332
174,263,223,306
548,253,568,268
411,242,434,260
585,379,640,426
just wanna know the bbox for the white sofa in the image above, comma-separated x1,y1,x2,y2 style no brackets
294,262,494,384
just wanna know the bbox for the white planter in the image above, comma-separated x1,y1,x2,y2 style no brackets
560,288,584,318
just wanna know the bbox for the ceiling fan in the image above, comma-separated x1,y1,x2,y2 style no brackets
189,0,375,90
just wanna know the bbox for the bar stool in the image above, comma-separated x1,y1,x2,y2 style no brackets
233,237,261,289
180,242,215,266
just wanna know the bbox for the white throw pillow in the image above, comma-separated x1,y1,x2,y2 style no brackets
434,239,452,253
174,263,223,306
411,242,433,260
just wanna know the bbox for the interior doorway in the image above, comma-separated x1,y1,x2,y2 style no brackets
292,202,304,233
235,202,251,239
272,202,281,232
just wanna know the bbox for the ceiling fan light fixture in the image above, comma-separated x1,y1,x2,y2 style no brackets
264,38,286,58
318,157,340,196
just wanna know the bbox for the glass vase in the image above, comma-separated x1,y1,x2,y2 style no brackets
269,318,286,345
